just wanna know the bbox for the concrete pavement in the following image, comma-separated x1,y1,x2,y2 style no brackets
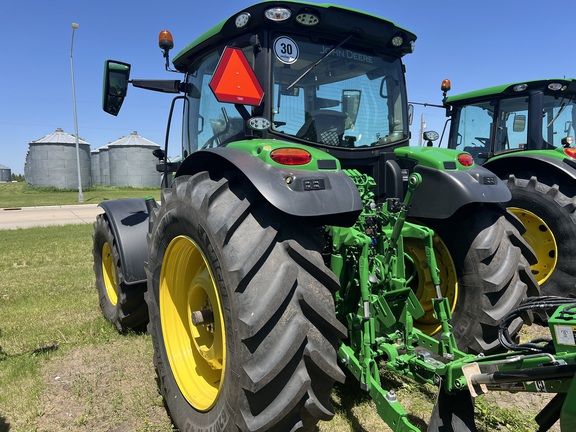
0,204,103,230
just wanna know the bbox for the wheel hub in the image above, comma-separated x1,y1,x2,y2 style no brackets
101,242,118,306
509,207,558,285
404,234,458,336
160,235,226,411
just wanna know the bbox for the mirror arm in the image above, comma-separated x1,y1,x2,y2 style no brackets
131,79,181,93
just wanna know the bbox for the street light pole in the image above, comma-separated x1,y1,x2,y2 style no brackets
70,22,84,203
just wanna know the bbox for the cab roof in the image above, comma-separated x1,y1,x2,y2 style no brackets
172,0,416,72
446,78,576,105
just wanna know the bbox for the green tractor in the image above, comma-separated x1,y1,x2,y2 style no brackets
91,2,558,430
441,78,576,297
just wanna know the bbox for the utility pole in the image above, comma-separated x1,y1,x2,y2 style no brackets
419,113,426,146
70,22,84,203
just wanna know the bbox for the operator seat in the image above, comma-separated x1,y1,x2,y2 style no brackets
377,120,405,145
296,110,347,146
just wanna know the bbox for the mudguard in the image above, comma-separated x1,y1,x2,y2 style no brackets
409,164,511,219
177,147,363,227
99,198,149,284
485,153,576,183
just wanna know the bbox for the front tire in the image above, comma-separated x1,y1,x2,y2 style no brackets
92,214,148,332
145,172,346,431
414,204,539,354
506,174,576,297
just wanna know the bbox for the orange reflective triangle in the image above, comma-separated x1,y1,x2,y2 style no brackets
209,47,264,106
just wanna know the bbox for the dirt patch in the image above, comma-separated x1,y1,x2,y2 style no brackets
477,323,561,431
31,324,564,431
36,338,173,432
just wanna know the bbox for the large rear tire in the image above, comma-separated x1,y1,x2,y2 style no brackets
92,214,148,332
506,174,576,297
145,172,346,431
410,204,539,354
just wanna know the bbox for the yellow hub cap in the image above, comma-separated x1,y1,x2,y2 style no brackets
101,242,118,306
160,235,226,411
509,207,558,286
404,234,458,336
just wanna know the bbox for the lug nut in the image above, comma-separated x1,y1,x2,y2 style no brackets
192,309,214,326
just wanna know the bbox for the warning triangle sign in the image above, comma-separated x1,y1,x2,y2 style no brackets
209,47,264,106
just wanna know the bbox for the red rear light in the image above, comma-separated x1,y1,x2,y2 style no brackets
564,148,576,159
457,153,474,167
270,148,312,165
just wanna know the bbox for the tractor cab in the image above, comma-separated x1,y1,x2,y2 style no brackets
104,1,416,198
171,3,415,155
443,78,576,164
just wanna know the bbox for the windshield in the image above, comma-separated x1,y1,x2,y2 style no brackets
542,95,576,146
450,93,576,164
271,34,408,148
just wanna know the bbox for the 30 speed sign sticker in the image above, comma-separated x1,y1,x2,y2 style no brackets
274,37,299,64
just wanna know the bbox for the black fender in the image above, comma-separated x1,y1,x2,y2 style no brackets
409,164,511,219
99,198,149,284
484,153,576,185
177,147,363,227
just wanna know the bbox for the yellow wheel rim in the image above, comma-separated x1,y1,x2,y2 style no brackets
509,207,558,286
160,235,226,411
404,234,458,336
101,242,118,306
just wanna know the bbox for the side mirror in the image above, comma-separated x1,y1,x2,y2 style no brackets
103,60,131,116
342,89,361,126
512,114,526,132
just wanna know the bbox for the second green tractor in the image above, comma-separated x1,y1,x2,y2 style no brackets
441,78,576,297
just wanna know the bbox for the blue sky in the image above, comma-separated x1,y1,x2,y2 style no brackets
1,0,575,175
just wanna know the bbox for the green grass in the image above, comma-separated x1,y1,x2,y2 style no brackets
0,182,160,208
0,221,558,431
0,225,173,431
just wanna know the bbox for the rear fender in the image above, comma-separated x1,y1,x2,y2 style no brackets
409,165,511,219
485,153,576,185
177,148,363,227
98,199,149,284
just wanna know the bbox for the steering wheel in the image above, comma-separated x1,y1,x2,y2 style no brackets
474,137,490,147
202,108,230,149
202,135,219,149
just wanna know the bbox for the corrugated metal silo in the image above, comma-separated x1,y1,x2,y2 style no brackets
108,131,160,187
98,146,110,186
0,163,11,182
24,128,91,189
90,149,101,185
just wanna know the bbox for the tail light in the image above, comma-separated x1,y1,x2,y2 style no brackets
270,148,312,165
564,148,576,159
457,153,474,167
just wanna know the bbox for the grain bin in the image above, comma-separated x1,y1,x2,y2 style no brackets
0,164,11,182
24,128,91,188
107,131,160,187
90,148,101,185
98,145,110,186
